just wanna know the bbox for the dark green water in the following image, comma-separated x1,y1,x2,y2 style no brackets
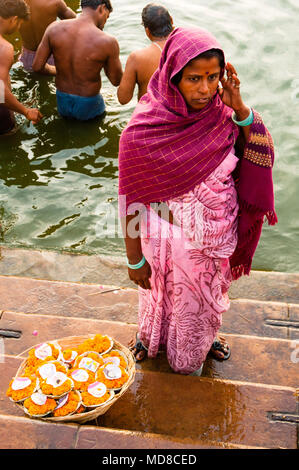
0,0,298,272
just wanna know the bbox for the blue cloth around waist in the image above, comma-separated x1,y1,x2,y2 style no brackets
56,89,105,121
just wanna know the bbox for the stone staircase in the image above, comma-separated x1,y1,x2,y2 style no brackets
0,250,298,449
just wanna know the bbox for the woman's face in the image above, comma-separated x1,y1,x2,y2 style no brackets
178,56,221,111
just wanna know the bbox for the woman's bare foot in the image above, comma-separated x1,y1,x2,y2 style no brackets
209,335,231,360
129,335,148,361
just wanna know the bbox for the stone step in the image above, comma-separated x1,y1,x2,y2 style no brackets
1,275,298,340
0,265,298,449
0,311,298,388
0,356,296,449
222,299,299,340
0,274,138,324
1,247,299,304
97,371,298,449
0,414,263,449
229,270,299,304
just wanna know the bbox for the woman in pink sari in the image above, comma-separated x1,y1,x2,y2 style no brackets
118,27,277,375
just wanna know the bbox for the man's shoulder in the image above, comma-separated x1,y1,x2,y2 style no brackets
129,45,154,63
47,18,63,33
0,37,14,58
94,30,118,46
122,47,149,73
93,31,119,55
46,16,72,37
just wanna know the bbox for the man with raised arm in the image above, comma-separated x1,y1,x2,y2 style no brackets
0,0,42,135
33,0,123,121
19,0,76,73
117,3,173,105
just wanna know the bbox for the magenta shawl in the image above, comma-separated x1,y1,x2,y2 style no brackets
118,27,277,279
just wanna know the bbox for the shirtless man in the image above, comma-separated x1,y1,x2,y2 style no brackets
32,0,123,121
117,3,173,105
19,0,76,73
0,0,42,135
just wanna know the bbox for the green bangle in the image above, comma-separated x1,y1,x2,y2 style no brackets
127,255,146,270
232,108,254,127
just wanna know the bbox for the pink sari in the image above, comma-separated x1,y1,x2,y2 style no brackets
138,151,239,374
119,28,277,374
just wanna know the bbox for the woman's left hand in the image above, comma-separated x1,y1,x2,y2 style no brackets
217,63,246,113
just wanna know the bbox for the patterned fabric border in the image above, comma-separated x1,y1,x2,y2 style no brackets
243,148,272,167
243,111,274,168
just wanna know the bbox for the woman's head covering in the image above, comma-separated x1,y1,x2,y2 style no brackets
148,26,225,117
119,27,238,209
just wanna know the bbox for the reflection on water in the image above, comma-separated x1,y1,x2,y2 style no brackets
0,0,298,272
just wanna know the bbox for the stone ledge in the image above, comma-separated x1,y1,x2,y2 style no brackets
1,275,298,340
75,425,265,449
0,414,79,449
0,274,138,323
1,247,298,303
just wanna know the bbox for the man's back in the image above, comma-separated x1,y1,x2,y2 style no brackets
117,39,168,104
117,3,173,105
20,0,75,51
135,42,164,99
48,18,114,96
33,1,122,120
33,4,122,98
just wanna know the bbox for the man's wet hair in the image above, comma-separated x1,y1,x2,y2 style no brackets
81,0,113,12
0,0,30,20
142,3,173,38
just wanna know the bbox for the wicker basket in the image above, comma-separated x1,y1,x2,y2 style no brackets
14,334,136,424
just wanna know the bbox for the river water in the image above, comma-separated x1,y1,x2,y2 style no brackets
0,0,298,273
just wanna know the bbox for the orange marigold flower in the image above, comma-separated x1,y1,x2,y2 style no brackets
75,335,112,355
36,360,67,380
81,390,112,407
39,373,73,397
76,404,85,414
102,350,128,369
74,352,103,372
23,364,38,377
92,334,112,353
24,395,56,416
26,342,60,369
52,391,81,417
6,376,37,402
61,349,78,365
96,365,129,390
69,368,95,392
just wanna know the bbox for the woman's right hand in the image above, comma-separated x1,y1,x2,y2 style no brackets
128,259,152,290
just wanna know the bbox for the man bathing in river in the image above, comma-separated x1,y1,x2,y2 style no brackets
0,0,42,135
19,0,76,73
117,3,173,104
33,0,123,121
